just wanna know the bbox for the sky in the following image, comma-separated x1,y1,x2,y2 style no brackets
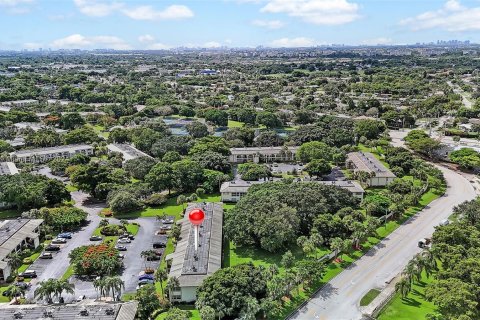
1,0,480,50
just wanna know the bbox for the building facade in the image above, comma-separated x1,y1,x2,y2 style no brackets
10,144,94,163
165,203,223,303
229,146,299,163
0,219,43,282
346,152,396,187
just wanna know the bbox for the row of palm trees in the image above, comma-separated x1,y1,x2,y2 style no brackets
34,279,75,304
395,249,437,299
93,276,125,301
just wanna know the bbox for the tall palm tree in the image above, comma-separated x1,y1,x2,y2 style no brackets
420,249,438,278
105,276,124,301
54,279,75,303
93,277,107,298
155,268,168,296
6,285,24,304
166,276,180,300
34,279,56,304
7,252,22,276
395,277,412,299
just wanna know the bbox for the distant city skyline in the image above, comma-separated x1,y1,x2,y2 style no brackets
1,0,480,50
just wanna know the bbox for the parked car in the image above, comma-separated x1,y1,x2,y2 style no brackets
138,274,154,281
117,238,131,244
89,235,103,241
45,245,61,252
159,225,172,231
138,279,154,285
76,295,86,302
120,233,135,240
153,249,165,256
39,252,53,259
51,238,67,244
19,270,37,278
115,245,127,251
57,232,72,239
153,241,166,249
118,254,125,259
14,282,31,289
161,216,175,224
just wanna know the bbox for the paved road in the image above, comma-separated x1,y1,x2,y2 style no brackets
73,217,161,299
25,191,104,301
288,165,476,320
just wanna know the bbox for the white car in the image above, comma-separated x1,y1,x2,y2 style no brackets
51,238,67,244
117,238,131,244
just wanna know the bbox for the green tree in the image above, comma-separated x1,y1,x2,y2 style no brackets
304,159,331,178
145,162,174,193
136,284,161,320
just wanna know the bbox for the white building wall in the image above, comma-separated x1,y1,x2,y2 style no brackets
181,286,198,303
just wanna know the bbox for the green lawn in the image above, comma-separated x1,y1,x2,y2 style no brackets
0,209,22,219
378,270,437,320
112,193,221,219
66,184,78,192
227,120,244,128
360,289,381,307
89,124,110,139
155,306,200,320
0,285,11,302
61,265,75,280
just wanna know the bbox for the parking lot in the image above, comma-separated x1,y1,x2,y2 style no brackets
72,216,169,298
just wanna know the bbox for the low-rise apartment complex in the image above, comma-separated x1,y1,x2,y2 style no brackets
10,144,94,163
346,152,396,186
165,203,223,303
107,143,153,162
220,179,365,202
229,146,299,163
0,219,43,282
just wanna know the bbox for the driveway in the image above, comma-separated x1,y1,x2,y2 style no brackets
25,191,104,301
288,165,476,320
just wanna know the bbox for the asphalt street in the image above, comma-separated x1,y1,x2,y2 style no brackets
288,165,476,320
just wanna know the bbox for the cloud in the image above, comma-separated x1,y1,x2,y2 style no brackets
74,1,194,21
0,0,33,6
73,0,122,17
138,34,155,43
122,4,193,20
252,19,284,29
269,37,316,47
51,34,132,50
260,0,360,25
203,41,222,48
0,0,33,14
400,0,480,32
362,37,392,45
23,42,42,50
146,43,171,50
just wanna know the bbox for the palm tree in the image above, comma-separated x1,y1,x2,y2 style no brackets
420,249,438,278
140,250,153,270
93,277,107,298
7,252,22,276
155,268,168,296
105,276,124,301
34,279,56,304
6,285,24,304
119,220,128,232
330,237,344,261
54,279,75,303
166,276,180,300
395,277,412,299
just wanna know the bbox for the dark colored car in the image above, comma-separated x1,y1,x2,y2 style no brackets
57,232,72,239
19,270,37,278
89,235,103,241
115,245,127,251
39,252,53,259
153,241,167,249
45,245,60,252
138,274,154,281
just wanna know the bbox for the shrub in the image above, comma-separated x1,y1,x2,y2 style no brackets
143,193,168,207
100,224,122,236
109,191,143,214
38,207,87,231
69,244,121,276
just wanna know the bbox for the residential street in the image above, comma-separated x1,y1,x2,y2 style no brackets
288,165,476,320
